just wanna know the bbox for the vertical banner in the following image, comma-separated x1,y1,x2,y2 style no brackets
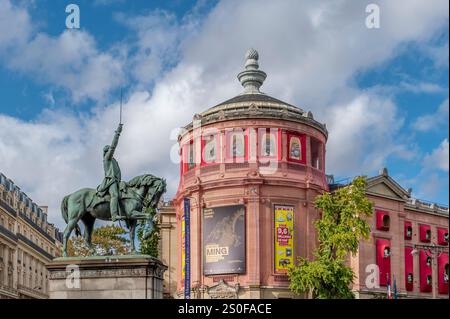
181,215,185,288
183,198,191,299
274,205,294,273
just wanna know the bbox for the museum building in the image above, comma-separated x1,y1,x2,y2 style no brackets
0,172,63,299
169,49,449,299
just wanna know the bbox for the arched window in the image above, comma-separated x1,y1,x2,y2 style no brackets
289,136,301,160
287,132,306,164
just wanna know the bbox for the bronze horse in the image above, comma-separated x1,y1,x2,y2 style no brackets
61,174,166,257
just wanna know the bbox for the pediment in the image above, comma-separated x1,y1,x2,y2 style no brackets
366,175,409,201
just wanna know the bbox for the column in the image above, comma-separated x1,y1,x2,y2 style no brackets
0,244,3,286
3,244,8,286
12,247,17,289
246,185,261,298
305,136,311,166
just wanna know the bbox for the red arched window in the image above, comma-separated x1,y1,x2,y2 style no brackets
287,131,306,164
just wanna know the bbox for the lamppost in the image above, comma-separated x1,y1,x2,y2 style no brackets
411,243,449,299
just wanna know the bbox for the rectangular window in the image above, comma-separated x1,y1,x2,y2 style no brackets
225,129,248,162
419,224,431,243
419,250,433,292
438,253,449,294
201,133,219,165
183,140,195,172
404,221,413,240
405,247,414,291
258,128,281,160
376,239,391,286
310,137,323,170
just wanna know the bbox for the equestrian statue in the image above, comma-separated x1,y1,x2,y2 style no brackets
60,121,166,257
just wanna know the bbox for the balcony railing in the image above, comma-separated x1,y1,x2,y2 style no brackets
0,198,17,217
17,234,54,260
0,224,18,242
225,162,249,170
200,164,220,175
287,162,307,172
0,284,18,296
18,212,55,244
406,198,449,214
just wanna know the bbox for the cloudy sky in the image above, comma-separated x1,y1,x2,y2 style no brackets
0,0,448,229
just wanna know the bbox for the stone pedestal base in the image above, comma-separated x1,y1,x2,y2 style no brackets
46,255,167,299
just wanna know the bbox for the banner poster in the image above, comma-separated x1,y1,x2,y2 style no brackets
183,198,191,299
274,205,294,273
203,205,246,275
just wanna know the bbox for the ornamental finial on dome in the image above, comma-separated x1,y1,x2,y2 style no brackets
246,48,259,61
237,48,267,94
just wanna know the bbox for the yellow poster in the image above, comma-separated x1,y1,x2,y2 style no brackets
274,205,294,273
181,215,185,284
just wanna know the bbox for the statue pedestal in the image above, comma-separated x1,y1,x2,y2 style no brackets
46,255,167,299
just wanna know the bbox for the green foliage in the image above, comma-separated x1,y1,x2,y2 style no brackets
68,225,130,256
288,176,373,299
137,206,160,257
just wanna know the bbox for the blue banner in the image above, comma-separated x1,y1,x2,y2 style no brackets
183,198,191,299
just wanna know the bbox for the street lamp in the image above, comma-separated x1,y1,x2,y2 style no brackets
411,243,449,299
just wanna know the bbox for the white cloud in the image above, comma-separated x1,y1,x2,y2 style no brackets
0,0,449,228
0,0,31,51
399,81,446,94
116,10,186,88
8,30,124,102
325,94,404,174
0,0,125,102
423,139,449,171
415,173,446,201
412,98,449,132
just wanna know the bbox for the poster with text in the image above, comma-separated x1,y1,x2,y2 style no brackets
203,205,246,275
274,205,294,273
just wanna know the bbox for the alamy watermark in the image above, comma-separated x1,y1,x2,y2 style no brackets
365,264,380,289
65,4,80,29
65,264,81,289
365,3,381,29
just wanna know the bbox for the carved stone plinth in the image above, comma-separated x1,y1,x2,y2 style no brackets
46,255,167,299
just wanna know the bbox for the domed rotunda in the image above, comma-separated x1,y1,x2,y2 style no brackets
174,49,328,299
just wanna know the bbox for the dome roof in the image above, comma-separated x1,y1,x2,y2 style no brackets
183,49,327,137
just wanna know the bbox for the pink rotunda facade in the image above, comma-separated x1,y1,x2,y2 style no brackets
174,49,329,298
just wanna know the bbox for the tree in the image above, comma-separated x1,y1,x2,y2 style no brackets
67,225,130,257
137,206,160,257
288,176,373,299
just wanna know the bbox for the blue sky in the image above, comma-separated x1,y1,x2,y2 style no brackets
0,0,448,227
